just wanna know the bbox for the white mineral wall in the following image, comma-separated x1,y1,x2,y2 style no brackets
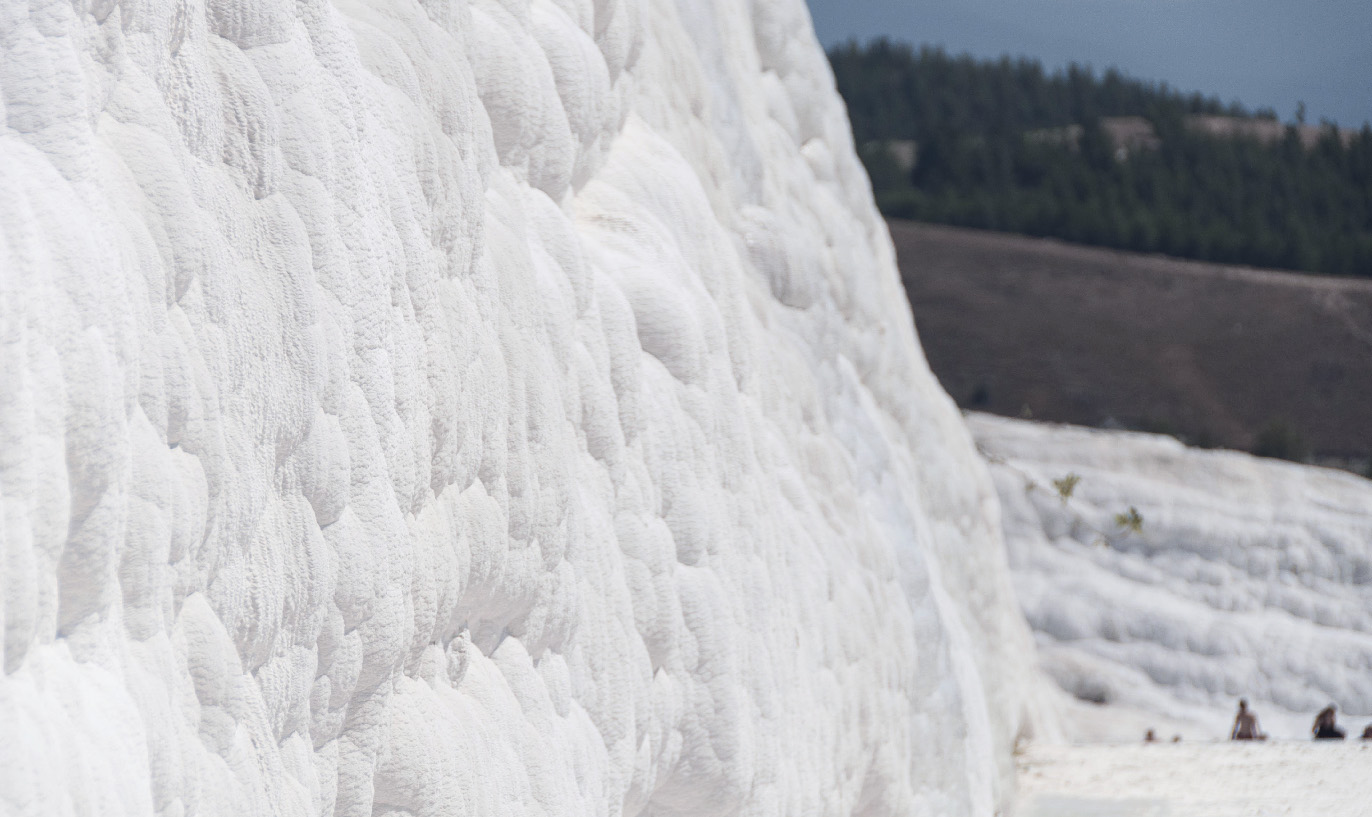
0,0,1046,814
971,413,1372,739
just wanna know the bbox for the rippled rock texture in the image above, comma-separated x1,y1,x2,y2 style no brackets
0,0,1046,815
974,413,1372,737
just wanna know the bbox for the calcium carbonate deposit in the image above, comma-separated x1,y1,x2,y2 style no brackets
0,0,1051,814
971,413,1372,742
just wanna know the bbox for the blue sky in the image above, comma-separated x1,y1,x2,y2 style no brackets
804,0,1372,128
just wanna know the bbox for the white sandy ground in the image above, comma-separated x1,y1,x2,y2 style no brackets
1015,740,1372,817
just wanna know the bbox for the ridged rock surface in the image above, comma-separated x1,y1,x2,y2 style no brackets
973,412,1372,738
0,0,1046,814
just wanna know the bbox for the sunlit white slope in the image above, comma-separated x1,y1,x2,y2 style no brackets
0,0,1047,814
971,413,1372,740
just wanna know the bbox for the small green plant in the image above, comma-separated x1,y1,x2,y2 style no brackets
1114,506,1144,535
977,448,1148,549
1052,473,1081,503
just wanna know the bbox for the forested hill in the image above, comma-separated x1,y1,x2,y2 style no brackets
830,40,1372,277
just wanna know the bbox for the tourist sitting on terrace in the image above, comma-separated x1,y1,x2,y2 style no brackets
1312,705,1346,740
1230,699,1266,741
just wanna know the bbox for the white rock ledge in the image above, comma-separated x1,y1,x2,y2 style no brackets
0,1,1048,815
971,412,1372,741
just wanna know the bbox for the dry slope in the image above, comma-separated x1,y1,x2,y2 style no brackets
892,221,1372,463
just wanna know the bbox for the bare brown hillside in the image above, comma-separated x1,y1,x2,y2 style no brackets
892,220,1372,462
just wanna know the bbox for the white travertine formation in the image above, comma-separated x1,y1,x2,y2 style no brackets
0,0,1047,815
972,413,1372,739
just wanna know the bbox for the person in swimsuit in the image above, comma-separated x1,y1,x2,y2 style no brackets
1230,699,1266,741
1312,705,1346,740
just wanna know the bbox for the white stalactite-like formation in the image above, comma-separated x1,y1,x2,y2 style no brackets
0,0,1048,814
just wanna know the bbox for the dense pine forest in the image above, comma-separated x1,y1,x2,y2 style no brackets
830,40,1372,276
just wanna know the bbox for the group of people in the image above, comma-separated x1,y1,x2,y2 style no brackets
1230,698,1372,741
